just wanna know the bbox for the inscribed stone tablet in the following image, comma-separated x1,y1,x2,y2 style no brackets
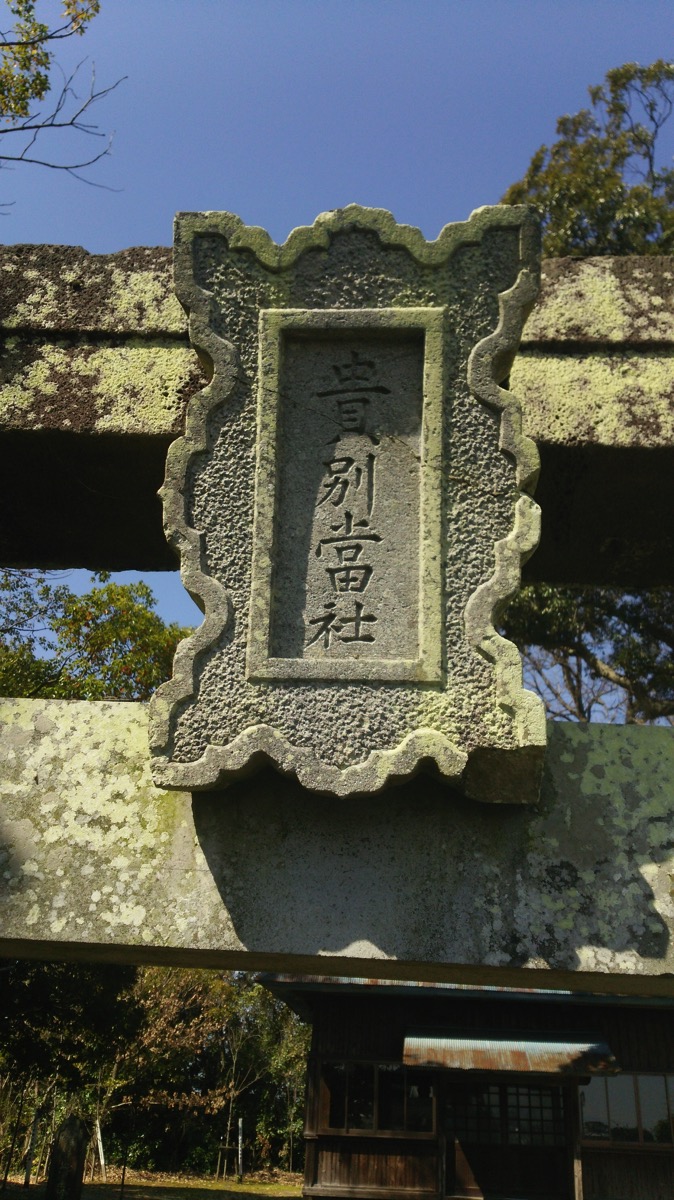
250,309,442,683
149,205,546,802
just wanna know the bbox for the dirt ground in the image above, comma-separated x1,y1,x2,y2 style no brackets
2,1169,303,1199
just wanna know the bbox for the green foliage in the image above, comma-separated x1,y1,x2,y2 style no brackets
111,969,309,1174
0,966,309,1178
503,586,674,724
0,570,188,700
0,2,99,121
0,1,119,186
0,959,138,1086
253,1006,307,1172
502,60,674,256
47,578,187,700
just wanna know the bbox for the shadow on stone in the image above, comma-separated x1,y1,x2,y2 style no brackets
193,723,673,979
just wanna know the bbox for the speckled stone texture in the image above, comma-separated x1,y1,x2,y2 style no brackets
3,700,674,995
149,206,545,800
1,247,673,585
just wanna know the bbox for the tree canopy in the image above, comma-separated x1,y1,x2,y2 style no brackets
0,959,138,1087
0,1,120,187
0,965,309,1179
502,59,674,725
502,59,674,256
0,570,188,700
503,585,674,724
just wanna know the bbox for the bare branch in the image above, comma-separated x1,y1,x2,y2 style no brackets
0,17,92,50
0,64,125,185
1,64,125,134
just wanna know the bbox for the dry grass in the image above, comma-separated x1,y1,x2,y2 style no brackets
2,1169,303,1200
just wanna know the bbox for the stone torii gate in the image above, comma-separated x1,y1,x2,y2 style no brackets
1,205,673,996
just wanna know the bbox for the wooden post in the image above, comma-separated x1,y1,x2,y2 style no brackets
95,1119,106,1183
119,1142,129,1200
570,1086,584,1200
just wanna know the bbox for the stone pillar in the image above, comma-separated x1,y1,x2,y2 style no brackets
45,1116,90,1200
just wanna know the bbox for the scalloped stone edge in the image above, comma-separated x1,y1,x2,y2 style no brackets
149,205,546,801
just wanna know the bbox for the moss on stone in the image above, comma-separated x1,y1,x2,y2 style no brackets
2,701,674,989
529,258,674,344
513,350,674,446
0,699,208,947
529,261,633,342
4,276,65,330
107,267,186,334
0,245,185,335
0,340,199,434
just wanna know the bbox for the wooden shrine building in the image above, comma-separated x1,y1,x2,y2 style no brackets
265,976,674,1200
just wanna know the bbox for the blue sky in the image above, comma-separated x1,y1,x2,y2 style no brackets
13,0,674,623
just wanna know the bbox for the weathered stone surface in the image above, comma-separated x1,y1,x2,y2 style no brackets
3,245,672,344
513,353,674,449
0,245,183,334
2,698,674,996
0,338,198,436
0,246,673,586
0,246,199,438
1,248,673,442
149,205,544,800
525,255,674,344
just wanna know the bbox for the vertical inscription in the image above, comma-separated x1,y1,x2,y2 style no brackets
307,351,383,653
247,308,444,683
269,333,424,665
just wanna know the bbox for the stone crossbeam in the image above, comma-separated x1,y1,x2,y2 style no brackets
2,698,674,997
1,247,672,584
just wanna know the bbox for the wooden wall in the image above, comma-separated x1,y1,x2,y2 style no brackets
308,992,674,1073
307,1137,439,1196
582,1149,674,1199
296,988,674,1200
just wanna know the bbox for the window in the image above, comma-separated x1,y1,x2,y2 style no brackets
447,1083,566,1147
506,1084,566,1147
321,1062,435,1134
580,1075,674,1146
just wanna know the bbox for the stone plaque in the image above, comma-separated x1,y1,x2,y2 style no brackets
249,309,443,682
150,205,546,802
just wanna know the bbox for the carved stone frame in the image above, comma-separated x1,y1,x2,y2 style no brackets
149,205,546,803
247,306,444,684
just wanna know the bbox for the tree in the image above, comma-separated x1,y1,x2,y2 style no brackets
251,989,308,1172
0,960,139,1088
503,586,674,724
0,1,121,189
0,958,141,1186
0,571,189,700
502,59,674,256
104,969,309,1175
0,963,310,1181
502,60,674,724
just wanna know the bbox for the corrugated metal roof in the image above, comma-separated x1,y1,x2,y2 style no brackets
403,1031,619,1076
